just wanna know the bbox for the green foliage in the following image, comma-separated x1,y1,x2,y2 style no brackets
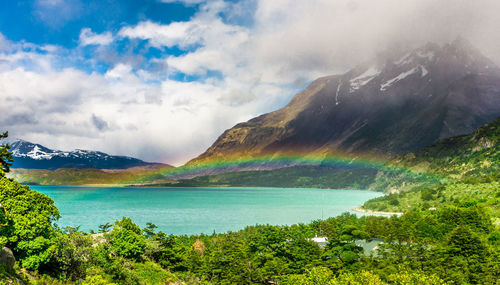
7,166,174,186
97,222,112,233
44,227,93,280
157,166,378,190
393,117,500,179
106,217,146,260
363,180,499,219
372,117,500,194
386,267,446,284
3,117,500,283
280,267,387,285
143,222,158,239
0,132,13,177
2,200,498,284
81,274,117,285
0,176,59,270
438,206,493,234
446,226,488,258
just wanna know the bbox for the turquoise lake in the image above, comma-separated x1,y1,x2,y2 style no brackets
31,186,383,235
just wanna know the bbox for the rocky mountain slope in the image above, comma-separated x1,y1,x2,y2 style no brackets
6,139,168,170
390,115,500,178
189,38,500,166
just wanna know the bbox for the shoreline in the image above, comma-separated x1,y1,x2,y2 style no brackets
28,184,128,188
30,183,375,191
351,207,403,216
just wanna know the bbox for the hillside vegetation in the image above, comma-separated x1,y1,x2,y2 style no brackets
1,120,499,284
8,166,173,186
149,166,378,190
391,116,500,178
363,117,500,222
1,173,498,284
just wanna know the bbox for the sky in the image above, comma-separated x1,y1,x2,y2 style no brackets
1,0,499,165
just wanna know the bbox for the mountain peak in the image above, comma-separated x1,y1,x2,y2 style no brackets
0,137,22,145
8,139,167,170
450,36,473,50
188,39,500,166
441,36,497,72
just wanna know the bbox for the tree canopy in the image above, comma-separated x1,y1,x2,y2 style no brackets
0,132,13,177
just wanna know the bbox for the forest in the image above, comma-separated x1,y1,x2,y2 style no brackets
0,130,499,284
1,174,499,284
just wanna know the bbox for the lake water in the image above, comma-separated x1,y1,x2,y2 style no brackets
31,186,383,235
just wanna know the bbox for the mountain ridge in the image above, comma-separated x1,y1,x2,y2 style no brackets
363,115,500,216
188,38,500,167
5,139,170,170
391,115,500,178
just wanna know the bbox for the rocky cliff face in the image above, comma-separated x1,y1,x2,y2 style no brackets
189,38,500,165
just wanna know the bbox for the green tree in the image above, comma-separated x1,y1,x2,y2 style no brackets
387,267,446,284
98,223,112,233
0,176,60,270
106,217,146,260
143,222,158,239
46,228,93,280
438,206,492,235
446,225,488,258
0,132,13,177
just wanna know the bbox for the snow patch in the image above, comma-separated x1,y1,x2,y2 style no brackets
335,79,342,105
394,52,412,65
349,66,380,92
26,145,57,160
395,51,434,66
420,65,428,77
380,66,419,91
417,51,435,61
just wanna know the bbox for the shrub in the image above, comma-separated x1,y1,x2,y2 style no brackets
106,218,146,260
0,177,59,270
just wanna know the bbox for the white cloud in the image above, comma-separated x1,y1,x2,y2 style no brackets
105,63,133,80
0,33,12,51
79,28,113,46
33,0,82,27
3,0,500,166
119,21,196,48
0,45,277,165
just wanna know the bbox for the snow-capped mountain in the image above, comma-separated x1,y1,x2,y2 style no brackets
189,38,500,165
5,139,166,170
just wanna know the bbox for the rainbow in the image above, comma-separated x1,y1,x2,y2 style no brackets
130,151,441,184
167,153,383,178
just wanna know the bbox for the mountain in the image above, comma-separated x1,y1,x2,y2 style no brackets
372,115,500,194
387,115,500,179
363,116,500,214
189,38,500,166
144,166,378,189
8,166,175,185
6,139,168,170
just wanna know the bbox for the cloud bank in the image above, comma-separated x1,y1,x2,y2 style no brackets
1,0,499,165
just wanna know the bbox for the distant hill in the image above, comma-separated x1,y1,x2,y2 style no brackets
189,38,500,167
143,166,378,190
6,139,169,170
373,115,500,193
8,166,174,186
363,116,500,215
391,116,500,178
